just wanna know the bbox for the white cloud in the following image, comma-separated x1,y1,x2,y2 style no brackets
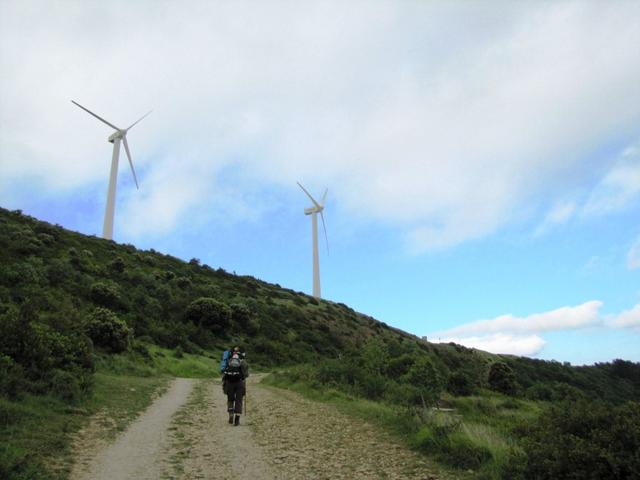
627,236,640,270
2,2,640,249
435,301,603,338
434,333,546,357
608,304,640,329
582,145,640,218
534,200,576,236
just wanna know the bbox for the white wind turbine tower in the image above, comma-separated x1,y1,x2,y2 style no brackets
72,100,151,240
297,182,329,299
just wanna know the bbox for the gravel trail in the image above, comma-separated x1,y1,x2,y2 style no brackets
72,375,455,479
71,378,195,480
163,375,452,480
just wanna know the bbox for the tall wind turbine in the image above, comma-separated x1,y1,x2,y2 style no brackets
72,100,151,240
297,182,329,299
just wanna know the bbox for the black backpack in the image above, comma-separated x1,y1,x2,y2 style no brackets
224,354,243,381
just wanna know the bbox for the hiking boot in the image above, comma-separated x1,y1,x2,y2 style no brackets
228,413,234,424
234,414,240,426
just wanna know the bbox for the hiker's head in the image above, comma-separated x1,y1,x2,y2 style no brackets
233,346,240,353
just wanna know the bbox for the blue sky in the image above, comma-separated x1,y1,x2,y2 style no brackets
1,1,639,365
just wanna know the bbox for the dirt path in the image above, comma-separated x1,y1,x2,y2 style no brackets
163,375,452,479
72,375,454,479
71,378,195,480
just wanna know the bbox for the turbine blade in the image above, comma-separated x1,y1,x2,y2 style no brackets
122,136,139,189
126,109,153,131
71,100,120,131
320,210,329,255
297,181,321,209
320,188,328,207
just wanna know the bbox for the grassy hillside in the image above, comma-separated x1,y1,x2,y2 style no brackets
1,206,639,479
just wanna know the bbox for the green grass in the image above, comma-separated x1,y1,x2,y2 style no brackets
0,373,167,480
264,370,541,480
94,343,218,379
0,345,219,479
146,345,217,378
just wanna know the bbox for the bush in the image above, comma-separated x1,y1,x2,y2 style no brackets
85,307,131,353
90,281,122,309
522,400,640,479
448,370,476,396
489,362,516,395
50,369,81,402
185,298,231,334
359,373,387,400
109,257,126,274
230,303,253,329
386,353,415,378
403,355,445,406
0,355,25,399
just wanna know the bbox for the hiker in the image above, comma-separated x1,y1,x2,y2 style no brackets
222,346,249,426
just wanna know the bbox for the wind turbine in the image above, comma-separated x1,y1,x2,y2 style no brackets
72,100,151,240
297,182,329,299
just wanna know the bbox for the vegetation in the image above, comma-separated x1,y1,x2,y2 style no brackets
1,206,640,479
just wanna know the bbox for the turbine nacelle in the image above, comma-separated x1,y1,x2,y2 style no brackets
304,206,323,215
108,130,125,143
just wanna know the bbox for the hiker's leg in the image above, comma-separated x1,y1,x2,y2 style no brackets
234,392,243,414
234,380,245,414
227,385,235,413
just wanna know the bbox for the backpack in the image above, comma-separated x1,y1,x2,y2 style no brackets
224,354,243,381
219,350,231,374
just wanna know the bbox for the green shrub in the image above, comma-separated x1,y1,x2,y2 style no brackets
185,298,231,333
0,355,25,399
386,353,416,378
230,303,253,329
522,400,640,479
489,362,516,395
90,281,122,309
403,355,445,406
109,257,126,274
448,370,476,396
359,373,387,400
50,369,81,402
85,307,131,353
361,338,389,376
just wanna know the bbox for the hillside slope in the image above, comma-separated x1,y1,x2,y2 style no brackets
2,206,638,402
2,206,640,479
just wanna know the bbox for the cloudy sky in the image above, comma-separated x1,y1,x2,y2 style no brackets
1,1,639,365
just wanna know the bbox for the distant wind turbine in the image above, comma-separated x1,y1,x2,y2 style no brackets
297,182,329,299
71,100,151,240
